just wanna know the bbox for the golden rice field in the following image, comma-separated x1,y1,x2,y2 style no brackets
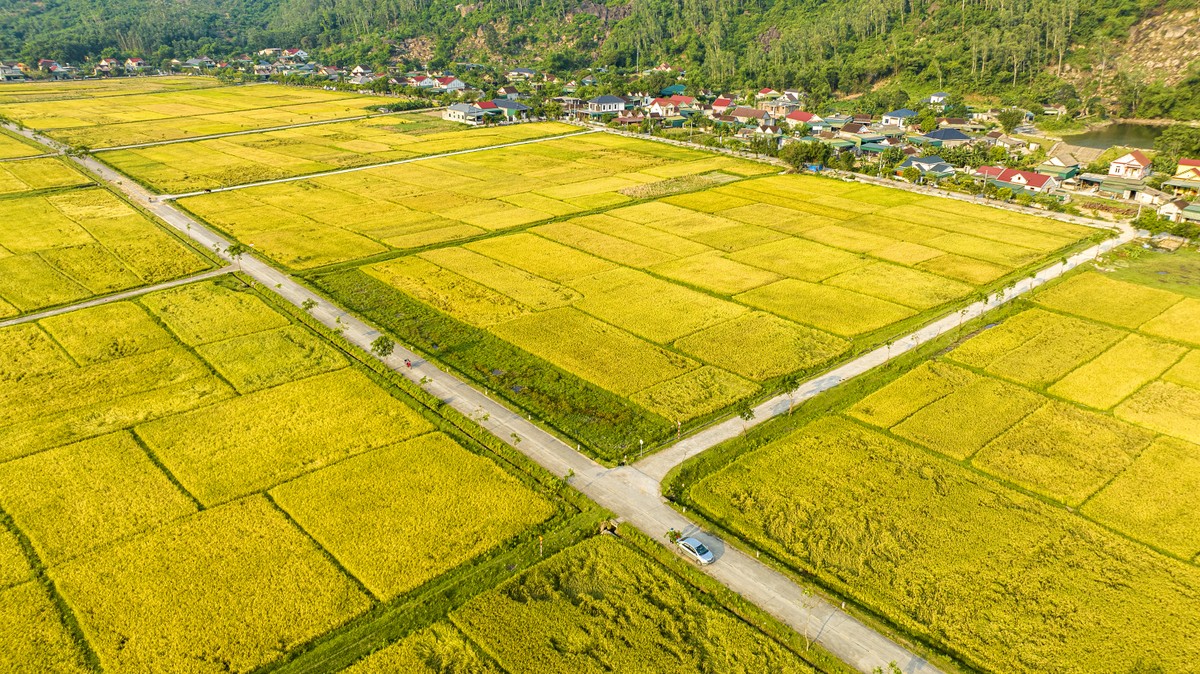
0,75,219,104
0,186,210,317
102,117,579,194
682,268,1200,674
0,82,380,148
0,277,560,673
181,132,773,269
0,128,43,159
0,156,90,195
337,536,812,673
318,170,1093,455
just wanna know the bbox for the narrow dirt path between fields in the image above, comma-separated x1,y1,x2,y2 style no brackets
0,266,234,329
4,120,1134,674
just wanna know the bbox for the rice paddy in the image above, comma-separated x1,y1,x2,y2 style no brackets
0,82,381,148
313,166,1095,457
179,133,773,269
678,265,1200,674
0,276,565,672
102,117,579,193
0,186,210,317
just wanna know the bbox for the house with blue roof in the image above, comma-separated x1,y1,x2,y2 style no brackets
896,155,955,180
882,109,918,127
922,127,973,147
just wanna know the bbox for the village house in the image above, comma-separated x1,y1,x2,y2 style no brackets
491,98,530,120
94,58,121,75
444,103,486,125
506,67,537,81
0,62,25,81
124,57,146,72
1035,156,1081,183
783,110,825,131
496,85,521,100
436,76,466,92
281,48,308,62
975,166,1060,194
897,155,956,180
710,97,734,115
1164,158,1200,197
587,95,626,116
648,98,679,117
882,108,917,127
729,106,769,125
1158,199,1192,222
1108,151,1151,180
921,127,973,148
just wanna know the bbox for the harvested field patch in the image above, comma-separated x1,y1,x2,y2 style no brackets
272,433,554,600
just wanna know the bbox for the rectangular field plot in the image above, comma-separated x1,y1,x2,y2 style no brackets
0,157,90,195
0,129,43,159
0,276,563,672
51,497,373,674
102,118,578,194
451,536,814,673
0,187,210,316
1,83,381,148
180,133,771,270
340,623,499,674
315,170,1095,456
688,416,1200,674
1083,436,1200,559
0,76,219,105
271,432,555,600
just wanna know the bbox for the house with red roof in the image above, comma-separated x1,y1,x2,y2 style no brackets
1108,151,1151,180
756,87,780,99
974,166,1060,194
649,98,679,116
710,97,734,115
436,76,466,92
124,57,146,72
1165,158,1200,197
784,110,826,131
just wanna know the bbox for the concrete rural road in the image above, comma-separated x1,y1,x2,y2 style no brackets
7,120,1130,673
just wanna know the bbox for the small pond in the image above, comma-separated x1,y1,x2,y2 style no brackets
1068,123,1165,150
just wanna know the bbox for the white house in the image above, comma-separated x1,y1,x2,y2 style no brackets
444,103,486,125
587,95,626,115
882,109,917,127
1108,151,1152,180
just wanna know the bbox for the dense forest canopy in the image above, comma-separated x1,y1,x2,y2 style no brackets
2,0,1197,117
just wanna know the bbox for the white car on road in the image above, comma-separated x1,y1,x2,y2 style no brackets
678,537,715,565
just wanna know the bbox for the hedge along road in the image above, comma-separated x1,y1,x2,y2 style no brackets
156,126,599,199
6,119,1128,674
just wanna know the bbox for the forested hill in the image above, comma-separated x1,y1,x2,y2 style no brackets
3,0,1198,117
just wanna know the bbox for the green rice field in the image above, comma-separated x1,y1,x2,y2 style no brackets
673,263,1200,674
